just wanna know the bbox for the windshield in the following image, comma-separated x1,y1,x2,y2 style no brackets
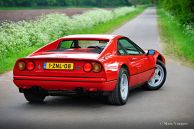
55,40,109,54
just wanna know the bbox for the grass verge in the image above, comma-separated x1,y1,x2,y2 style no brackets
0,7,145,74
157,8,194,68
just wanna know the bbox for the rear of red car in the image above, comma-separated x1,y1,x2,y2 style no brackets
13,56,117,93
13,36,117,98
13,35,120,103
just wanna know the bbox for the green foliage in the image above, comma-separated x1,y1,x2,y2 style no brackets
0,7,146,74
158,0,194,65
159,0,194,25
158,8,194,65
128,0,152,6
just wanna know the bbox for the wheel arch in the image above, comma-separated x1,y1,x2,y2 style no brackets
116,63,130,81
156,54,165,64
120,64,129,75
153,50,166,65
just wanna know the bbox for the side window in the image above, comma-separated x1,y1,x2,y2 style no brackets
118,43,126,55
118,39,140,55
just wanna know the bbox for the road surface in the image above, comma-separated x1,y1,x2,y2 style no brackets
0,7,194,129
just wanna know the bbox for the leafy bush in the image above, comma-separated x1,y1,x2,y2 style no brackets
160,0,194,25
0,14,71,59
158,9,194,64
113,7,135,18
158,0,194,64
71,9,114,31
0,7,136,60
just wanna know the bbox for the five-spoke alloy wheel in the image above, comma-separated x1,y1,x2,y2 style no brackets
144,60,167,90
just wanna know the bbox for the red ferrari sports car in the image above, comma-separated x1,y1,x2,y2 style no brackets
13,34,167,105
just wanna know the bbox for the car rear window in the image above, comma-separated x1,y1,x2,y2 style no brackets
55,40,109,54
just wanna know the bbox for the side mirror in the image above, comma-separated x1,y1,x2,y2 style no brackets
147,49,155,55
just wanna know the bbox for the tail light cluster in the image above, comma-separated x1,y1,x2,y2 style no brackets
17,61,35,71
83,62,102,73
17,60,102,73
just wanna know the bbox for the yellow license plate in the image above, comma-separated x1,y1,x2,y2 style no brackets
44,62,74,70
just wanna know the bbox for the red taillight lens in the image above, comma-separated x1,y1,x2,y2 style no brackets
84,63,92,72
93,63,102,73
17,61,25,71
26,62,35,71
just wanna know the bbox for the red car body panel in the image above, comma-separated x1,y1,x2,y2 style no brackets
13,34,165,92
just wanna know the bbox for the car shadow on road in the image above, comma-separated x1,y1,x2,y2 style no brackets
22,87,150,107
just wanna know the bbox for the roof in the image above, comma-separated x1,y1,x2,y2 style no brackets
63,34,118,40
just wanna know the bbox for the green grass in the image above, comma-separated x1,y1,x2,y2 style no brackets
0,7,145,74
157,8,194,67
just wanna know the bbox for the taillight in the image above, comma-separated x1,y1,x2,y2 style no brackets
93,63,102,73
17,61,25,71
26,62,35,71
84,63,92,72
83,62,102,73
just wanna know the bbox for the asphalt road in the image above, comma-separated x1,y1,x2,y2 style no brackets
0,7,194,129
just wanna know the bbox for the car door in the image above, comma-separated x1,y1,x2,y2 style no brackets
117,38,151,86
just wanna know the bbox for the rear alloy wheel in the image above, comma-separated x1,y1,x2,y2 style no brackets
108,68,129,105
144,60,166,90
24,92,46,103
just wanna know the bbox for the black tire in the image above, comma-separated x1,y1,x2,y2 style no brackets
24,92,46,103
143,60,167,90
108,68,129,105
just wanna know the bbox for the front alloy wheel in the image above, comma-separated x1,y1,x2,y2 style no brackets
144,60,167,90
